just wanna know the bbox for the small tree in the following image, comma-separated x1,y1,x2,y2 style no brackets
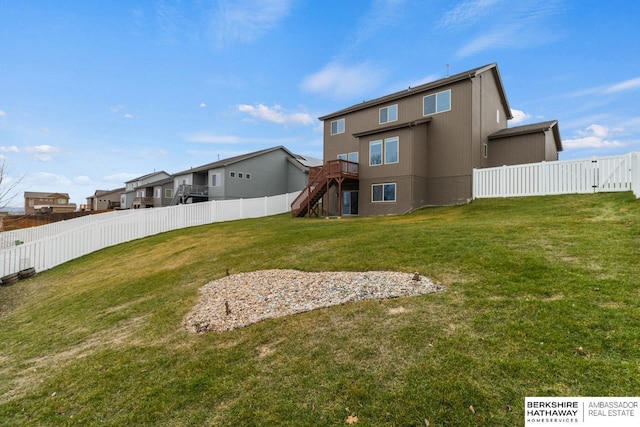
0,158,24,210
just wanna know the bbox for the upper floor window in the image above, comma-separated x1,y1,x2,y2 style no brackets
339,152,359,163
379,104,398,124
423,89,451,116
330,118,345,135
370,137,399,166
211,173,221,187
385,137,399,164
370,140,383,166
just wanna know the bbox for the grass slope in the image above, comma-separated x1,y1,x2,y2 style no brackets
0,193,639,426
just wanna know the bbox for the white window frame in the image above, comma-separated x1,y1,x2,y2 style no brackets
369,140,383,166
423,89,451,116
483,143,488,159
238,172,244,179
379,104,398,124
230,171,236,178
348,152,358,163
165,189,173,198
372,183,396,202
245,173,251,180
154,188,161,198
330,118,345,135
211,173,221,187
384,137,399,164
337,153,347,160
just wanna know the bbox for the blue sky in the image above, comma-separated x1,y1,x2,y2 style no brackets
1,0,639,208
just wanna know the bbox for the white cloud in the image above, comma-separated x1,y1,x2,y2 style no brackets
354,0,405,44
200,102,207,108
74,176,92,184
26,172,72,186
0,146,19,153
440,0,501,27
103,172,142,183
0,110,5,116
213,0,292,46
603,77,640,94
24,145,60,162
564,124,625,149
237,103,314,126
450,1,564,58
300,62,384,100
508,109,531,125
124,113,134,119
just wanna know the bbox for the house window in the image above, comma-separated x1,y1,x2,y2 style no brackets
211,173,221,186
385,137,399,164
245,173,251,180
238,172,244,179
372,183,396,202
496,109,500,124
330,118,345,135
230,171,236,178
423,89,451,115
348,152,358,163
154,189,161,198
337,153,347,160
57,198,66,204
483,143,488,159
369,140,383,166
370,137,398,166
379,104,398,124
165,189,173,198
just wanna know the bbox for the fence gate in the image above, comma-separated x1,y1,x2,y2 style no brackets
594,155,631,192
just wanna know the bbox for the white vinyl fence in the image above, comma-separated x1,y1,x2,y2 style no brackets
0,192,299,277
473,152,640,200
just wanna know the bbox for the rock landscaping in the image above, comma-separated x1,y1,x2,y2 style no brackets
184,269,445,333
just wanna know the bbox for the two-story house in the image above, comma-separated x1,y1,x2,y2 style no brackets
293,63,562,217
171,146,321,205
24,192,77,215
84,188,125,211
121,171,172,209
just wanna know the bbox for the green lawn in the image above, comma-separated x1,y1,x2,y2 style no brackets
1,193,639,426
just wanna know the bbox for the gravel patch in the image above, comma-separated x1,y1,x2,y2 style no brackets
184,269,445,333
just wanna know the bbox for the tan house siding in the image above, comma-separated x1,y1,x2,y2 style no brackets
314,63,563,216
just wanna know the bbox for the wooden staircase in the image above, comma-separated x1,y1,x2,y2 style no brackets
291,160,358,217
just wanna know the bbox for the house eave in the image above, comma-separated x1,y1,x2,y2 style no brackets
352,117,432,138
319,63,512,121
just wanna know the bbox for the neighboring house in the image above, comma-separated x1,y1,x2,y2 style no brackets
293,63,563,217
121,171,171,209
171,146,320,205
85,188,125,211
24,192,77,215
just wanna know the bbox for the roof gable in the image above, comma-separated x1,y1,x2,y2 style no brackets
319,63,512,121
174,145,297,175
24,192,70,199
489,120,563,152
